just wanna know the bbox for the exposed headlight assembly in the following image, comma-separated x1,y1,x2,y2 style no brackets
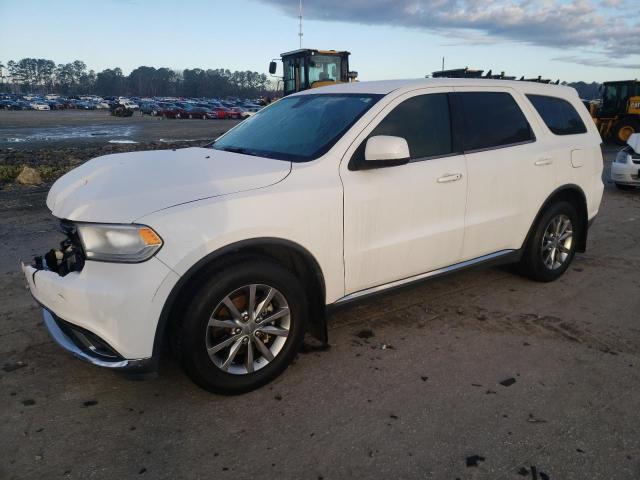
77,223,163,263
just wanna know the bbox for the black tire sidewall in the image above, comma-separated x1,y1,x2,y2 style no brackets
180,258,306,394
521,201,579,282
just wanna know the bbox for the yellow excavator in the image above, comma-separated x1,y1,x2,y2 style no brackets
269,49,358,96
588,80,640,144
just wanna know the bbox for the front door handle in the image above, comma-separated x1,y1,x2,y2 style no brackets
535,158,553,166
437,173,463,183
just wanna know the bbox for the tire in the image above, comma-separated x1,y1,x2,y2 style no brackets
613,119,639,145
179,256,307,394
517,201,579,282
615,183,637,191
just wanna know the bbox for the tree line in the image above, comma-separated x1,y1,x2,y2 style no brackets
0,58,272,98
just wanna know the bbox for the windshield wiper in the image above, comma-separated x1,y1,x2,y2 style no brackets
217,146,258,156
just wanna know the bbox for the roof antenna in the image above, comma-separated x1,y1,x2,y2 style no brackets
298,0,303,49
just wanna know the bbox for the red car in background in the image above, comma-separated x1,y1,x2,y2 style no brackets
158,103,187,119
209,107,228,119
224,106,242,119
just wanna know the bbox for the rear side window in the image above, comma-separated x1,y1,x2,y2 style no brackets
526,94,587,135
454,92,533,151
369,93,453,159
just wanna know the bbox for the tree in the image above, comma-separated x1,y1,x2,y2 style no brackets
95,68,125,96
3,57,273,98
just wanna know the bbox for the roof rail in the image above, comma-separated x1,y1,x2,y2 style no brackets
430,68,560,84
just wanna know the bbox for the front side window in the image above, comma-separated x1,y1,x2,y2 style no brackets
526,94,587,135
367,93,454,160
454,92,533,151
212,94,382,162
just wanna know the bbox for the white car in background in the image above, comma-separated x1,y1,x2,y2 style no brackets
119,100,139,110
23,78,603,394
30,102,50,111
611,133,640,190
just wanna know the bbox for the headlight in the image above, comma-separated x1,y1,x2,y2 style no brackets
615,152,630,164
77,223,163,263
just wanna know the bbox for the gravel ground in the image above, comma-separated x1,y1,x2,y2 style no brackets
0,110,240,149
1,145,639,479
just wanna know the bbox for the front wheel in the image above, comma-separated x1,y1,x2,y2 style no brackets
613,119,639,145
517,201,579,282
179,257,306,394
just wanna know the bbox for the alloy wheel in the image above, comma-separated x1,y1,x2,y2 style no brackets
541,214,573,270
205,284,290,375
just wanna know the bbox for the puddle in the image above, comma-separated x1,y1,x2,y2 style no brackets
0,125,139,144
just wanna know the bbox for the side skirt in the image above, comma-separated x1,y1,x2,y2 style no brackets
328,249,520,312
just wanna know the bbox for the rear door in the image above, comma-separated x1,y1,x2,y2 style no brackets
340,88,468,294
451,87,555,260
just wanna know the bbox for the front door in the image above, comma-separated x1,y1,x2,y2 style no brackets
340,88,468,294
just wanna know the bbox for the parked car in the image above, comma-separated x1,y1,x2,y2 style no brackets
184,106,214,119
611,133,640,190
209,107,228,119
0,99,18,110
30,102,51,111
119,100,139,110
22,79,605,394
140,102,160,115
157,103,184,119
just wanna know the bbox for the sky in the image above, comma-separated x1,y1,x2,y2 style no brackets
0,0,638,83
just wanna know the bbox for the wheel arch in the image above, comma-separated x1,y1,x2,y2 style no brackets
153,238,328,358
523,184,589,253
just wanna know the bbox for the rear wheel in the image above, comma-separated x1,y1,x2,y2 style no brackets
517,201,579,282
179,257,306,394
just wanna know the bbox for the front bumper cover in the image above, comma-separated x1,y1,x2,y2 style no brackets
42,308,157,373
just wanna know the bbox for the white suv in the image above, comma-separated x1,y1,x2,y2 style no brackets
23,79,604,393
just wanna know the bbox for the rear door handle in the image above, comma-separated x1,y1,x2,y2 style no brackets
535,158,553,166
437,173,463,183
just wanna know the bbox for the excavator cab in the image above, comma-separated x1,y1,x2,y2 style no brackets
596,80,640,143
269,49,356,96
600,81,640,117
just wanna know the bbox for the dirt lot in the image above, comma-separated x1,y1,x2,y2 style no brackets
1,142,639,479
0,110,239,148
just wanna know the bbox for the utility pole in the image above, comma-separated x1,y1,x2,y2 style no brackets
442,57,445,71
298,0,303,49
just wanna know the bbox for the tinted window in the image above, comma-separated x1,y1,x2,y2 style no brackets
455,92,533,151
213,94,382,162
368,93,453,159
526,94,587,135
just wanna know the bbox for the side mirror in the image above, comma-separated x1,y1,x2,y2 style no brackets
269,61,277,75
364,135,410,165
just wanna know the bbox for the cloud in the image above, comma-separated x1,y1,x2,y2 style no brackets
255,0,640,58
553,55,640,69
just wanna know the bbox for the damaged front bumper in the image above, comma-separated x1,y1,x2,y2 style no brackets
41,308,156,372
21,220,179,373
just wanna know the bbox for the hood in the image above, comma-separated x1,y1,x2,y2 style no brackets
47,147,291,223
627,133,640,154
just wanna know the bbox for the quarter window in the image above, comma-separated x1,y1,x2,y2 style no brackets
526,94,587,135
454,92,533,151
368,93,453,160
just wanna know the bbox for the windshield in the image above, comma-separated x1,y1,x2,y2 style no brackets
212,94,382,162
308,55,342,84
